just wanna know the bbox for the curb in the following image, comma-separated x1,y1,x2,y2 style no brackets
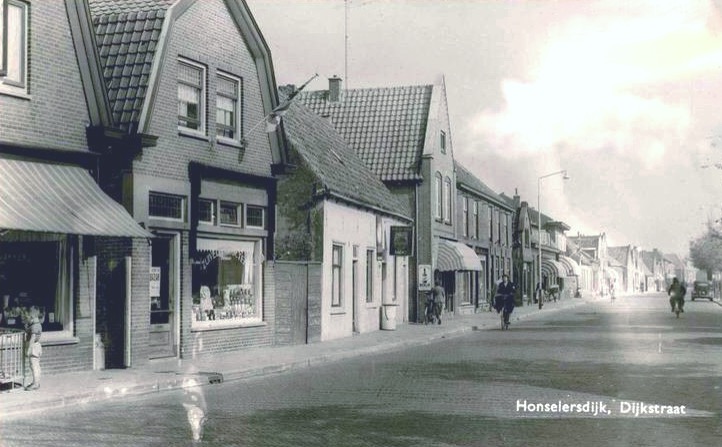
1,299,590,419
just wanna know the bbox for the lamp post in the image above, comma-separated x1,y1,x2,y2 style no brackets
537,169,569,309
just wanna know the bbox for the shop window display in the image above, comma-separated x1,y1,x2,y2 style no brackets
0,233,71,334
191,239,261,327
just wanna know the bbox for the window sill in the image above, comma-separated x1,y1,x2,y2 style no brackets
0,86,31,100
41,332,79,346
217,137,244,149
178,128,209,141
330,310,346,316
191,320,266,332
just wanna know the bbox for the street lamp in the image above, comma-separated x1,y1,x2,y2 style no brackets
537,169,570,309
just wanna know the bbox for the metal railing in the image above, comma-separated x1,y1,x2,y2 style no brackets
0,329,25,391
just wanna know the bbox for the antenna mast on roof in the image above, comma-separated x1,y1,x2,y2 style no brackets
345,0,349,90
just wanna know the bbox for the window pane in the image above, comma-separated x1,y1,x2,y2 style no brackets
0,237,70,333
220,202,239,226
178,62,202,85
191,241,260,325
178,61,203,131
3,2,25,87
149,193,184,220
199,199,214,223
217,76,236,96
246,206,264,228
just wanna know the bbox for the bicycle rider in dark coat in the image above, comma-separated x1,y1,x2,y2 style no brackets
494,274,516,326
668,277,686,313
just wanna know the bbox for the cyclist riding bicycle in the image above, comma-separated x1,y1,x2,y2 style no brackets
494,274,516,327
667,277,686,314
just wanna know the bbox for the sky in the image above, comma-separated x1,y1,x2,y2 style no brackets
247,0,722,256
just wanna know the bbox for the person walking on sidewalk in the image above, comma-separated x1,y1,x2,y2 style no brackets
494,274,516,327
24,306,43,391
430,280,445,325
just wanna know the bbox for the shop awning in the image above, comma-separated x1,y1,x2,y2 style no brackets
0,159,152,238
542,259,568,278
559,255,581,276
437,239,481,271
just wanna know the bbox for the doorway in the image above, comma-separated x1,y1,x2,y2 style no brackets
149,233,178,359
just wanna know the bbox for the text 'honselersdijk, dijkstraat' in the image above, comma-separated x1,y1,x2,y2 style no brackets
515,400,687,417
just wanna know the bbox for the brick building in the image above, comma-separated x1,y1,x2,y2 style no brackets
1,0,150,377
81,0,287,363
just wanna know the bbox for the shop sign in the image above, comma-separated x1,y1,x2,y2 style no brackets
390,226,413,256
418,264,432,291
149,266,161,297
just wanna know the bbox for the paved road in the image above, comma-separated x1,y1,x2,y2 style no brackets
2,293,721,446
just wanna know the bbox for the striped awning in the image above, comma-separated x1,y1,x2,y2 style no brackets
542,259,568,278
0,159,152,238
559,255,581,276
437,239,481,271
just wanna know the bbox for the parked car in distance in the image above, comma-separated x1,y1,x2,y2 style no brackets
691,281,712,301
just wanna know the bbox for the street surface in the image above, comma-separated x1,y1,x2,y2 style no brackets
2,293,721,446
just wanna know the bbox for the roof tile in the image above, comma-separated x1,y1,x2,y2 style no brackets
298,85,433,182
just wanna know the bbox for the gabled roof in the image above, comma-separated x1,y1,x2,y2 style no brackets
282,100,411,221
456,163,512,210
607,246,630,265
87,0,284,164
89,0,171,131
298,85,433,182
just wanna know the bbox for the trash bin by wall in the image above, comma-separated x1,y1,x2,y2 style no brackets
380,303,398,330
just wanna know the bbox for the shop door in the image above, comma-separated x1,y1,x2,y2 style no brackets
149,234,177,359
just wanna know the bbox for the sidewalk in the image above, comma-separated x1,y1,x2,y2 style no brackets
0,297,592,419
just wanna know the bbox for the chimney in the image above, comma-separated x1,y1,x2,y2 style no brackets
328,75,342,102
513,187,520,208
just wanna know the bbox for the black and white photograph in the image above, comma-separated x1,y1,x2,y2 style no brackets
1,0,722,445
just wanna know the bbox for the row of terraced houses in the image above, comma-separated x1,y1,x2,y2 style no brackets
0,0,696,378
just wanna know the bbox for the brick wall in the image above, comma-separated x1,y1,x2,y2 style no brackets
0,0,90,152
274,261,322,346
137,0,274,180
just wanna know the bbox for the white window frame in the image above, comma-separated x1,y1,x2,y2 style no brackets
245,205,265,229
443,177,452,224
473,200,479,239
0,0,28,96
216,71,242,144
332,244,343,307
462,197,468,237
198,198,215,225
365,249,374,303
177,57,206,136
434,172,442,220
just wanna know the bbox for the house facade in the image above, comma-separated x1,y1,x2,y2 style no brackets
0,0,151,376
299,76,482,322
275,99,412,341
501,192,535,304
85,0,285,364
455,165,514,312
